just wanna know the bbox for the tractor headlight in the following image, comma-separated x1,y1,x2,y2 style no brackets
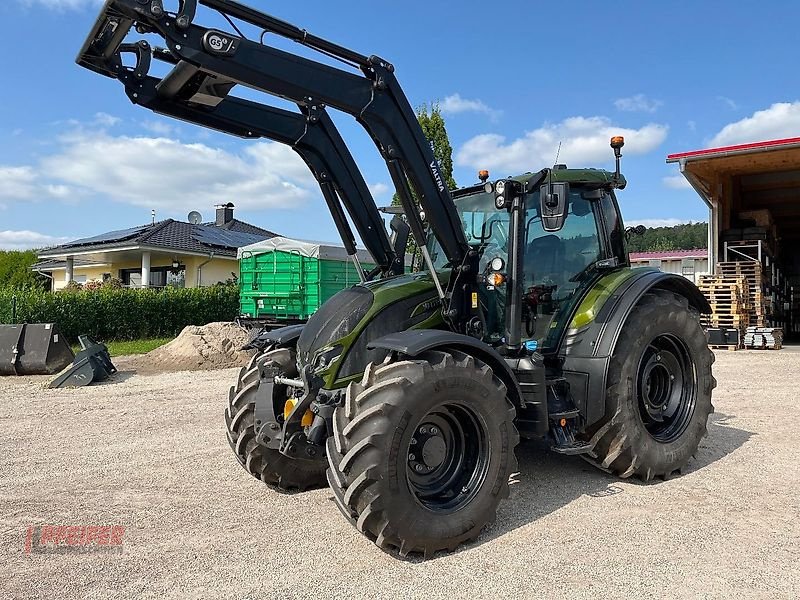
495,180,506,195
494,195,506,210
314,345,343,371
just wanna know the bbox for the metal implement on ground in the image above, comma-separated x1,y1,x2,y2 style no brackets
49,336,117,389
77,0,716,559
0,323,75,376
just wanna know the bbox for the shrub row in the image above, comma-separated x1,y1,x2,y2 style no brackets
0,286,239,342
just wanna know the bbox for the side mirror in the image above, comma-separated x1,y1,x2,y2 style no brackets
540,182,569,232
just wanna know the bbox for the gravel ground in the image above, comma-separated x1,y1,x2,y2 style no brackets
1,350,798,599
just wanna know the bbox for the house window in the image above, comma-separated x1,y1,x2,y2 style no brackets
167,269,186,288
120,267,186,288
681,258,696,277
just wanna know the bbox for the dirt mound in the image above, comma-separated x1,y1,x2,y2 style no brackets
126,322,253,375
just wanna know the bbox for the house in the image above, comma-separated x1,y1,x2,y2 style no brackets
35,204,278,290
629,249,709,283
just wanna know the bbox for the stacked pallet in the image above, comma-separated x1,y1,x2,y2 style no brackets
717,261,768,327
697,275,750,347
743,327,784,350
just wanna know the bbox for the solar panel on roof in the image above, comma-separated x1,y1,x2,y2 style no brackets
192,226,268,249
65,225,150,247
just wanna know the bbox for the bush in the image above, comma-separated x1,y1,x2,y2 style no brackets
0,286,239,342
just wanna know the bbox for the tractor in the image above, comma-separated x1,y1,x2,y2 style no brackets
78,0,715,558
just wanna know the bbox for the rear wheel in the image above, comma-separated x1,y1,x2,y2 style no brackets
583,290,715,480
327,350,518,557
224,348,327,491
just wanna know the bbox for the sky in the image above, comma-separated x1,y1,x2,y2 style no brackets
1,0,800,250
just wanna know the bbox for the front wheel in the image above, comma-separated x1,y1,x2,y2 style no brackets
582,290,715,480
326,350,518,558
224,349,327,491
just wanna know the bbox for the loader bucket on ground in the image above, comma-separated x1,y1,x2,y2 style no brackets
0,324,75,376
49,336,117,389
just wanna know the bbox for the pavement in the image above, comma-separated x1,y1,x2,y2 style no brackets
1,350,798,599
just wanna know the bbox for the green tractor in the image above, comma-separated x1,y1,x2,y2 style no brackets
79,0,714,558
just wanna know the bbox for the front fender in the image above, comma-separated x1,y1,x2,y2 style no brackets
246,324,305,351
368,330,527,410
561,269,709,427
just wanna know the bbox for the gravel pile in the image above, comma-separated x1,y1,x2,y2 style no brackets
124,322,252,375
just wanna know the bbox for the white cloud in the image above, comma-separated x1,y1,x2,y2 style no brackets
142,120,178,136
19,0,102,9
709,102,800,147
440,94,501,121
614,94,663,114
40,131,317,212
717,96,739,111
1,166,37,199
368,182,390,198
628,218,693,228
0,230,70,251
662,174,693,190
94,112,121,128
0,166,74,203
456,116,668,173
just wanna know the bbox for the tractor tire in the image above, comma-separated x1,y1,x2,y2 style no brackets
582,289,715,480
224,348,327,491
326,349,518,558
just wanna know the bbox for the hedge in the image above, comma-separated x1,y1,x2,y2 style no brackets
0,286,239,342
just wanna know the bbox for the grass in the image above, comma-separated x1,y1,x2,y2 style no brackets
71,338,173,357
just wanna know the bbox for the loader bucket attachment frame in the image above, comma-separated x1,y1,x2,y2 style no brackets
77,0,479,331
0,324,75,376
49,335,117,389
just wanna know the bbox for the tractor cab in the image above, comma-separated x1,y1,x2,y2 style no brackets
428,168,629,352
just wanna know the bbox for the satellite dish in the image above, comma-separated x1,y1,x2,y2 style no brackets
188,211,203,225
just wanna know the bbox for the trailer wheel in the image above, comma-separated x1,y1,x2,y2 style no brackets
326,350,518,558
583,290,715,480
225,348,327,491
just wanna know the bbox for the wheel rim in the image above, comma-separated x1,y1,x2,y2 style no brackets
636,334,697,443
406,403,490,513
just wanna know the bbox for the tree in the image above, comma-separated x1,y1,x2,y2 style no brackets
391,104,458,259
626,223,708,253
0,250,48,290
392,103,458,207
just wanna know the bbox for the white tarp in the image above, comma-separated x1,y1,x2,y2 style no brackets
238,236,376,264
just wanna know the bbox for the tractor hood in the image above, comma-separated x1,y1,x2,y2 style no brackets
296,272,443,387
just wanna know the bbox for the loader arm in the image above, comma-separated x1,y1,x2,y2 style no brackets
100,43,400,277
77,0,478,329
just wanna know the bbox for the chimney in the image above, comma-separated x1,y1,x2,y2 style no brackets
215,202,235,226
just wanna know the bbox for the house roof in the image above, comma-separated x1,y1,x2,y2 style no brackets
630,249,708,261
39,218,279,259
31,258,107,271
666,137,800,163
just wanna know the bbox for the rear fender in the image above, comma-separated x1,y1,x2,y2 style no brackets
368,330,527,410
561,270,709,427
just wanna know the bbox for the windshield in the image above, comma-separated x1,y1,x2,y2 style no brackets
425,186,603,349
427,191,509,272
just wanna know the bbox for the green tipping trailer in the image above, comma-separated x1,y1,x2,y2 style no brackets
238,237,376,325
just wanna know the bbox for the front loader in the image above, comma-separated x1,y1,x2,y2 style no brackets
78,0,715,558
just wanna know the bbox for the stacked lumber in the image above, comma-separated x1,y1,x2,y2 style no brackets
743,327,784,350
697,275,750,346
717,261,768,327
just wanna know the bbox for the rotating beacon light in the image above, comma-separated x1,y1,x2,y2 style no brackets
611,136,625,185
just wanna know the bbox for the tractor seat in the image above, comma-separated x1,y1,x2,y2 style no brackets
525,234,565,285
